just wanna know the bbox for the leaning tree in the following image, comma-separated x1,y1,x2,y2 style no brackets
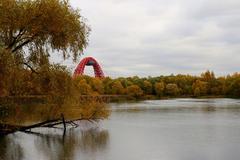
0,0,90,70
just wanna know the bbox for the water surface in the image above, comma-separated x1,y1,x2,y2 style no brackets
1,98,240,160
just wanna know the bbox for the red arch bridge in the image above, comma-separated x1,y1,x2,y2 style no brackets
74,57,105,78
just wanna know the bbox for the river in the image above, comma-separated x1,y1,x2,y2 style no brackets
1,98,240,160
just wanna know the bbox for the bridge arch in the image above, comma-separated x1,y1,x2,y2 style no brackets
74,57,105,78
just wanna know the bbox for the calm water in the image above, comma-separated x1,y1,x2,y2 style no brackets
1,98,240,160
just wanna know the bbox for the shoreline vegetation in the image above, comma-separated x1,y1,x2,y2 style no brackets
0,0,240,135
0,94,235,104
0,0,102,135
0,96,110,135
58,71,240,100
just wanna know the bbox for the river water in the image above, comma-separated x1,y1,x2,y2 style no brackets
1,98,240,160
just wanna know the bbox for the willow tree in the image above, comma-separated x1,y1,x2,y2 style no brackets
0,0,90,70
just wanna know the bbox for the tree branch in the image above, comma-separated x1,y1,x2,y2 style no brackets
11,33,38,53
12,39,31,53
6,29,25,50
0,116,101,135
23,62,39,74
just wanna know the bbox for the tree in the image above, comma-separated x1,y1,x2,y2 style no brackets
226,73,240,97
192,80,208,96
0,48,12,96
217,77,227,95
75,79,92,95
165,83,179,96
143,80,153,95
193,87,201,97
111,80,125,95
201,70,215,82
91,78,104,95
154,82,165,97
0,0,90,71
126,85,143,98
201,70,217,94
102,77,113,94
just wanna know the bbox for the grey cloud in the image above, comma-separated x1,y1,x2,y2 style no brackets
59,0,240,77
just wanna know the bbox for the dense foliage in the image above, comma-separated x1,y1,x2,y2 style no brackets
0,0,89,71
0,0,89,97
73,71,240,99
0,0,111,124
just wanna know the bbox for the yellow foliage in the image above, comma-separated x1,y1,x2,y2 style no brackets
111,81,125,95
0,0,90,63
154,82,165,97
126,85,143,98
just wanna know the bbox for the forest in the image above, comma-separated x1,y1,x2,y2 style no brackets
59,71,240,99
1,55,240,99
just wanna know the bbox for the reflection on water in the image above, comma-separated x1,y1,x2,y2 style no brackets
0,136,23,160
111,98,240,112
0,121,109,160
1,98,240,160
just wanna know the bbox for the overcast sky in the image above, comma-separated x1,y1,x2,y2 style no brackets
55,0,240,77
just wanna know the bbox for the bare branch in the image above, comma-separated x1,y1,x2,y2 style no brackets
23,62,39,74
6,29,25,49
12,39,31,52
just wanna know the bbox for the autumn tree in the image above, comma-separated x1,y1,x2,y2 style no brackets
0,0,90,71
225,73,240,97
192,80,208,96
118,78,132,88
201,70,215,82
143,80,153,95
111,81,125,95
126,85,143,98
201,71,217,94
217,77,227,95
174,75,195,95
75,79,92,95
102,77,113,94
193,87,201,97
90,78,104,95
154,82,165,97
0,48,13,95
165,83,179,96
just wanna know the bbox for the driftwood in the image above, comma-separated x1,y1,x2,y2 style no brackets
0,114,102,135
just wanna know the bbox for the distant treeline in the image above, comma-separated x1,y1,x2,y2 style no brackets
1,48,239,99
74,71,240,99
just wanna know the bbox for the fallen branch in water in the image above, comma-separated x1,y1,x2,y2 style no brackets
0,114,102,135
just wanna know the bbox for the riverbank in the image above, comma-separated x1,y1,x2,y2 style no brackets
0,95,236,105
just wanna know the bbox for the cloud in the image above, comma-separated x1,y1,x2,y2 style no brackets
54,0,240,77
